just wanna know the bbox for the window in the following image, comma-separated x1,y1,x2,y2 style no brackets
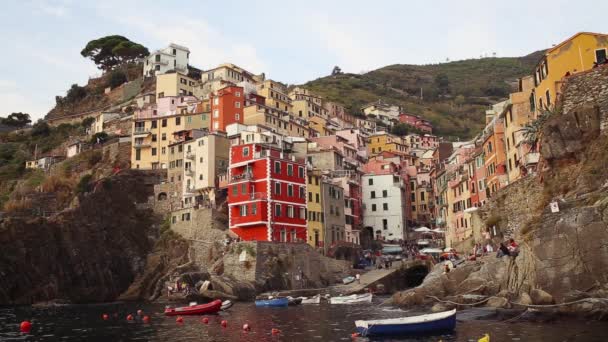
368,178,373,185
162,133,166,141
412,205,416,212
213,109,219,118
315,193,319,203
300,187,305,199
161,147,166,155
545,90,551,107
298,167,304,178
274,161,281,174
382,219,388,230
275,182,281,195
151,148,157,156
287,164,293,176
371,191,376,198
151,120,157,128
372,204,377,212
152,134,157,142
275,204,281,217
383,203,388,211
232,186,238,196
309,192,313,202
240,205,248,216
288,184,293,197
596,49,607,64
420,192,425,201
382,190,388,198
287,206,294,218
411,193,416,201
235,101,241,108
213,97,219,105
235,114,240,121
243,147,249,157
161,119,167,127
236,91,241,97
241,183,247,194
299,208,306,219
175,117,181,125
135,149,141,161
158,92,164,98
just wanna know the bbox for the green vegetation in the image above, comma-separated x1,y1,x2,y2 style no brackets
107,70,128,89
76,174,93,194
81,35,149,71
304,50,544,140
0,112,31,128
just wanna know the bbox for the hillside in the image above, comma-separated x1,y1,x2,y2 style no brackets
304,50,545,139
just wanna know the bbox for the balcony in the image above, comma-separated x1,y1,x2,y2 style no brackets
230,172,253,183
186,152,195,160
152,60,168,66
524,152,540,166
217,173,229,188
133,142,151,148
133,127,151,137
185,168,195,176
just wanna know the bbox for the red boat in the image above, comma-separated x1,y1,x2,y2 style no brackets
164,300,222,316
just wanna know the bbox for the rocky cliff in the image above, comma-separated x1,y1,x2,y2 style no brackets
392,65,608,317
0,170,164,304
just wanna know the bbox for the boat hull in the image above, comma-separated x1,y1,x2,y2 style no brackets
355,310,456,337
330,293,372,304
255,298,289,307
164,299,222,316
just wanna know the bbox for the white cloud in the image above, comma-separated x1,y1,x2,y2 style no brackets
30,0,70,17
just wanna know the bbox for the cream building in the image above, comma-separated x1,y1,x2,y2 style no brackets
143,43,190,77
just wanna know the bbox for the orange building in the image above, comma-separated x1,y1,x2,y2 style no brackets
210,86,244,132
483,117,508,197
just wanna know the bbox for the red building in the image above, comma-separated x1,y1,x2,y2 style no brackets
210,86,244,132
398,113,433,133
228,143,307,242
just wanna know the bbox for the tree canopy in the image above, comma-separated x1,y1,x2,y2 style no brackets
81,35,149,71
1,112,31,127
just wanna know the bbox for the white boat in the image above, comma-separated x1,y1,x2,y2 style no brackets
299,295,321,304
329,292,373,304
343,276,355,284
220,300,233,310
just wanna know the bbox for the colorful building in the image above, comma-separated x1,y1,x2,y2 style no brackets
362,172,407,241
210,86,244,132
156,72,197,99
228,143,307,242
366,132,408,156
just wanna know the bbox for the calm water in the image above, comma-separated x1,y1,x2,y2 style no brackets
0,300,607,342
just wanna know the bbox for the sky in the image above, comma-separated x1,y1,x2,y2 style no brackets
1,0,607,120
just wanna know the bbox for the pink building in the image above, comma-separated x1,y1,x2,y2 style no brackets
399,113,433,133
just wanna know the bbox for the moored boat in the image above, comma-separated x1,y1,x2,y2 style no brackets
164,299,222,316
343,276,355,284
354,309,457,337
300,294,321,304
287,297,302,306
255,297,289,307
329,292,372,304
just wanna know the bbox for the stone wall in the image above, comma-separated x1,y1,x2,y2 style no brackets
560,65,608,132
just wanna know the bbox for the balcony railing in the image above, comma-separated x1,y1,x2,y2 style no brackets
186,152,195,160
185,168,195,176
133,127,151,135
133,142,151,148
231,172,253,182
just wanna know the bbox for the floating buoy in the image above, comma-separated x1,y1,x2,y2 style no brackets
20,321,32,333
242,323,251,331
126,314,134,321
271,328,280,335
202,317,209,324
102,314,109,321
137,309,143,316
220,320,227,327
142,316,150,324
176,316,184,323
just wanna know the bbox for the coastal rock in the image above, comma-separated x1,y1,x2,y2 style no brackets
530,289,554,305
516,292,533,306
431,303,453,312
486,296,509,308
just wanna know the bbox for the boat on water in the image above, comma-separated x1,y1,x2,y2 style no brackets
164,299,222,316
329,292,372,304
354,309,457,337
220,300,233,311
255,297,289,307
287,297,302,306
299,294,321,304
343,276,355,284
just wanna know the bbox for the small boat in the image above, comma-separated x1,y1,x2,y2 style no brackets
329,292,373,304
287,297,302,306
343,276,356,284
354,309,457,337
164,299,222,316
255,297,289,307
220,300,233,311
300,295,321,304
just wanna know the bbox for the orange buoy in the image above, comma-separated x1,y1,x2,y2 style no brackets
102,314,109,320
142,316,150,324
271,328,280,335
126,314,134,321
220,320,227,327
202,317,209,324
242,323,251,331
176,316,184,323
137,309,143,316
20,321,32,333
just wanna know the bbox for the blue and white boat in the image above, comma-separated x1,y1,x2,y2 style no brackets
354,309,456,337
255,297,289,307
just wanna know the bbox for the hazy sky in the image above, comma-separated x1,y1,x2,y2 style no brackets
1,0,607,120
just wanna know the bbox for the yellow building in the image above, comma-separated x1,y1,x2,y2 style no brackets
307,171,324,248
504,75,537,183
243,103,309,138
156,72,198,99
308,116,331,136
366,132,408,156
131,99,210,170
256,80,292,113
533,32,608,113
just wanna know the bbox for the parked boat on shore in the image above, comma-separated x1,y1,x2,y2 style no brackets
220,300,233,311
354,309,456,337
343,276,355,284
299,295,321,304
255,297,289,307
329,292,372,304
287,297,302,306
164,300,222,316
